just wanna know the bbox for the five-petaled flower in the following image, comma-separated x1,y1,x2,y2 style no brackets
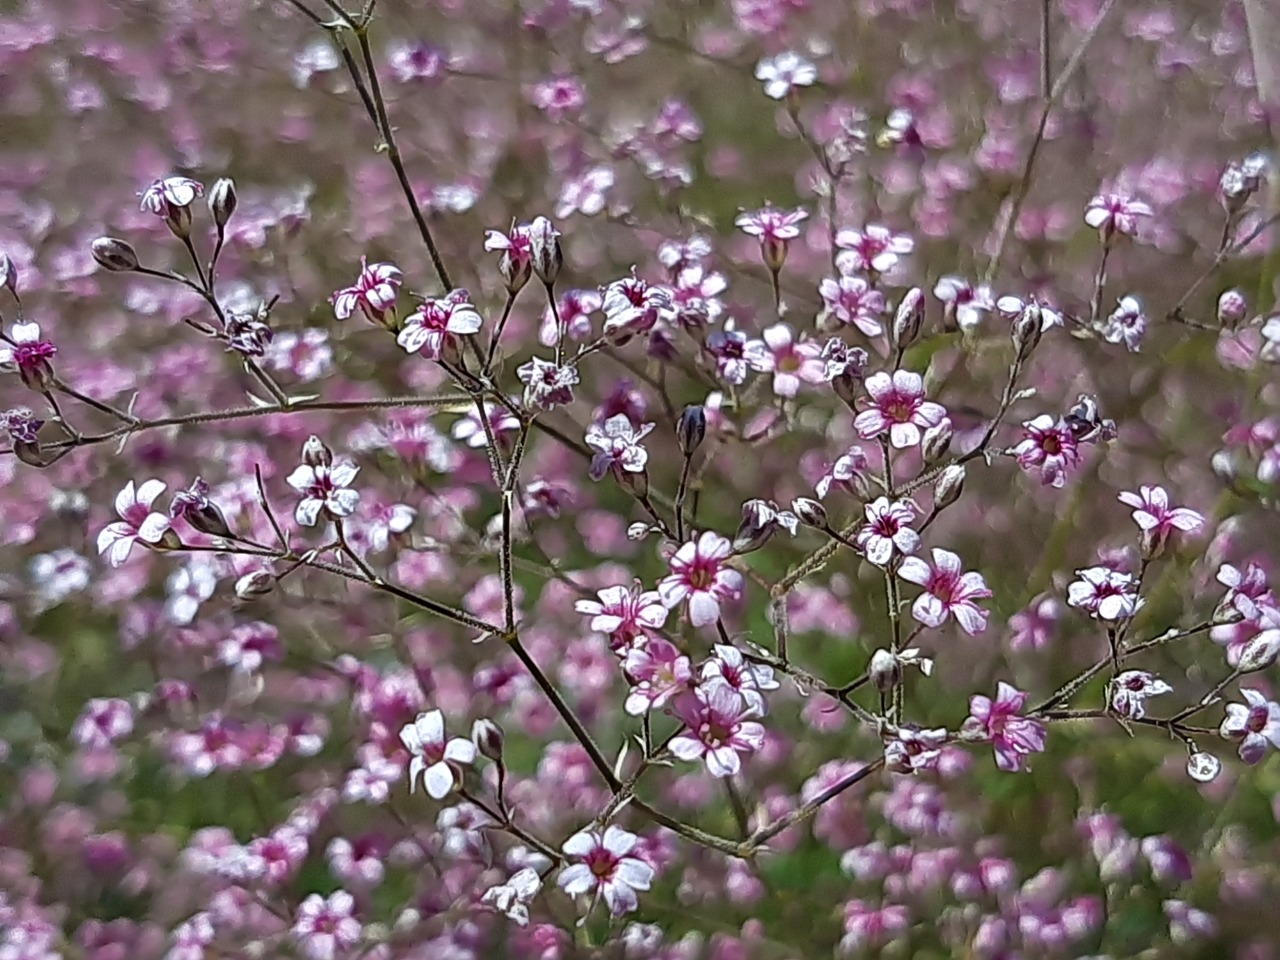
897,547,992,635
286,459,361,526
854,370,948,449
139,176,204,215
517,356,579,409
755,51,817,100
585,414,654,481
701,643,779,716
735,205,808,272
669,683,766,777
1220,689,1280,764
574,581,668,651
657,531,744,627
855,497,920,567
1084,192,1152,240
834,224,914,275
600,271,675,342
1013,415,1081,488
331,257,403,326
1067,566,1144,621
97,479,176,567
0,321,57,391
1109,671,1173,720
819,275,885,337
962,682,1047,772
558,825,654,916
397,289,484,360
744,323,825,398
933,276,994,331
292,891,361,960
399,709,477,799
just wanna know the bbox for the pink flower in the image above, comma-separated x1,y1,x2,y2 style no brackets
1084,192,1152,239
555,165,614,218
834,224,914,275
96,479,174,567
670,264,727,328
933,276,994,331
218,622,283,673
669,683,766,777
700,643,780,715
897,548,991,635
292,891,361,960
139,176,204,215
0,321,57,390
574,582,668,651
585,414,654,481
705,326,751,384
854,497,919,567
71,698,134,748
622,639,692,715
601,271,675,341
558,825,654,916
819,275,885,337
528,75,586,119
387,41,447,82
396,290,483,359
754,51,817,100
330,257,403,325
1220,689,1280,764
539,289,600,346
1008,596,1061,651
841,900,911,953
963,682,1047,772
657,531,744,627
399,709,476,799
1067,566,1144,621
744,323,825,397
854,370,947,449
1110,671,1172,720
1013,415,1081,488
735,205,808,241
883,726,948,774
1117,485,1204,552
286,460,360,526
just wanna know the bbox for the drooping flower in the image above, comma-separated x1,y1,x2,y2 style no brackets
897,548,991,635
481,867,541,926
97,480,176,567
854,497,920,567
1220,689,1280,764
1110,671,1173,720
330,257,403,325
399,709,477,799
1067,566,1144,621
286,460,361,527
854,370,948,449
754,51,817,100
396,289,484,360
668,683,766,777
962,682,1047,772
584,414,654,481
657,531,744,627
558,825,654,916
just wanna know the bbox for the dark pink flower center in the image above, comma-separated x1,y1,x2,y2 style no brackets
14,341,55,367
585,847,619,879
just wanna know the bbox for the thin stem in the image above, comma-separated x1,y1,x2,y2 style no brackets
743,760,883,853
484,291,519,374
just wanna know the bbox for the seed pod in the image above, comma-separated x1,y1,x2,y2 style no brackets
91,237,141,273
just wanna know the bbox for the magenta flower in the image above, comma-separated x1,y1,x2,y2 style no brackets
399,709,476,799
574,581,668,651
396,290,484,359
657,531,744,627
1117,485,1204,552
819,275,885,337
669,683,766,777
897,547,991,635
484,221,534,286
585,414,654,481
700,643,780,716
854,370,948,449
600,271,675,341
330,257,403,325
96,479,175,567
841,900,911,953
1013,415,1081,488
744,323,825,398
1084,192,1152,239
933,275,994,331
1220,689,1280,764
292,891,361,960
963,682,1047,772
1110,671,1173,720
1067,566,1143,621
286,460,360,526
623,639,692,715
558,825,654,916
138,176,204,215
754,51,817,100
0,321,57,390
855,497,920,567
834,224,914,275
539,289,601,346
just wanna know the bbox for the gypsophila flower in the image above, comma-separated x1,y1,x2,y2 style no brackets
399,709,476,799
884,726,948,774
585,414,654,481
816,445,870,499
855,497,920,566
71,698,134,748
819,275,885,337
481,868,541,926
96,480,175,567
540,288,600,346
819,338,869,382
1014,415,1081,488
963,682,1047,772
1068,566,1144,621
1084,192,1152,239
855,370,948,449
736,204,808,272
1,406,42,445
898,548,991,634
622,639,692,715
670,264,727,328
755,51,817,100
1117,486,1204,553
1110,671,1173,719
744,323,824,398
995,294,1063,332
701,643,779,716
600,270,675,342
517,356,579,409
933,276,994,331
452,401,521,449
555,165,614,218
286,458,360,526
558,825,654,916
705,325,752,385
1103,295,1147,352
669,683,765,777
834,224,914,275
0,321,56,390
1220,689,1280,764
575,581,668,651
292,892,361,960
1186,751,1222,783
139,176,204,215
330,257,403,325
397,289,484,359
657,530,744,627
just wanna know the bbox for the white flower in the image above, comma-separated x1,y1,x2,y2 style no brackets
755,51,817,100
399,709,476,799
558,825,654,916
481,867,541,925
96,479,173,567
286,461,361,526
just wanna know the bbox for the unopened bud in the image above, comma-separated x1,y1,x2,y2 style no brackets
235,570,276,601
762,236,789,274
188,501,234,540
1012,302,1043,360
529,216,563,286
208,178,238,232
892,287,925,349
1186,751,1221,783
164,204,193,240
627,522,652,541
921,420,953,464
869,648,900,694
91,237,141,273
933,463,965,509
1236,632,1280,673
676,404,706,458
471,718,505,762
1216,289,1247,329
1210,450,1238,484
0,252,16,297
791,497,828,529
152,528,184,552
302,435,333,468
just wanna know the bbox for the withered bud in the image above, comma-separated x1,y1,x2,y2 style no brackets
733,499,779,554
791,497,828,529
471,718,505,762
869,649,900,694
892,287,925,350
208,178,238,232
188,500,233,540
92,237,141,273
921,420,953,464
235,570,276,601
529,216,563,286
933,463,966,510
302,434,333,468
676,404,706,458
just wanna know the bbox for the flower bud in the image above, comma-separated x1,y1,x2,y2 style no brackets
1186,752,1221,783
208,178,238,232
0,252,17,297
791,497,828,529
1216,289,1247,329
732,499,778,554
1236,632,1280,673
892,287,925,350
529,216,563,286
302,434,333,468
921,420,953,464
471,718,505,762
152,528,184,552
187,500,234,540
676,404,706,458
869,648,900,694
235,570,276,601
627,522,652,541
92,237,141,273
762,236,789,274
933,463,966,510
1012,302,1043,360
165,204,193,241
498,249,531,295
